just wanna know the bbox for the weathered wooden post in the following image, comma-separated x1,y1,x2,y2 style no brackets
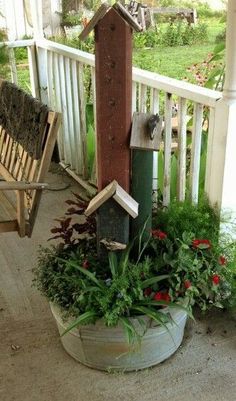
130,112,162,241
80,3,141,254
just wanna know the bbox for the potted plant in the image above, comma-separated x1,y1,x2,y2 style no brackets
33,196,236,371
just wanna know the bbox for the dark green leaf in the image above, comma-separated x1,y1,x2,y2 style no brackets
141,274,170,289
61,311,97,336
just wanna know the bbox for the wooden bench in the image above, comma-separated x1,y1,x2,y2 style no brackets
0,80,61,237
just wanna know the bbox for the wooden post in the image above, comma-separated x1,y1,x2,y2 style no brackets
131,150,153,241
95,7,132,192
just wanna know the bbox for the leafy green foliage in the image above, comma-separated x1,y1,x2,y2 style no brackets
33,191,236,346
186,42,225,90
153,198,220,243
133,22,208,49
0,29,8,67
150,201,236,310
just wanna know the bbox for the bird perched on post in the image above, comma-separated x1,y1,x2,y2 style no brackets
147,113,160,140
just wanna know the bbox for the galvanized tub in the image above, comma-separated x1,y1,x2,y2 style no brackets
50,303,187,371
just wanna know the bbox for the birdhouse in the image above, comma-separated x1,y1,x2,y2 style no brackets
85,180,138,251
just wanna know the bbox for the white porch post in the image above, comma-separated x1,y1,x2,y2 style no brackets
205,0,236,222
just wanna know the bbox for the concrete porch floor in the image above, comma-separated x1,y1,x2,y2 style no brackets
0,167,236,401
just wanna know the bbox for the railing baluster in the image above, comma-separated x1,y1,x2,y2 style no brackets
47,50,54,109
78,62,88,180
163,93,172,206
8,48,18,85
150,88,160,114
65,57,76,171
177,97,187,201
53,52,64,161
132,81,137,113
27,45,40,98
139,84,147,113
190,103,204,204
71,59,83,175
150,88,160,206
58,54,71,165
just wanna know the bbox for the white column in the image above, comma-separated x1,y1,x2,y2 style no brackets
223,0,236,101
205,0,236,224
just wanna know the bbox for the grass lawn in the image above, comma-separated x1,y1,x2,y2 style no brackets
133,18,225,81
133,44,216,80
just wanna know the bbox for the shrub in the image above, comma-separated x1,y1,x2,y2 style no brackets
133,22,208,50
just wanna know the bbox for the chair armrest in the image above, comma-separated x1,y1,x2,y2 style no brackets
0,182,48,191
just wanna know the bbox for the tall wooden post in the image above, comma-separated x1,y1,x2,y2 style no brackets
95,8,132,192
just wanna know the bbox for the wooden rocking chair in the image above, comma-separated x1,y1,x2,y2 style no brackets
0,79,61,237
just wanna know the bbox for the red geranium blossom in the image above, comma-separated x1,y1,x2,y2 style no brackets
212,274,220,285
153,291,171,302
153,291,163,301
219,256,227,266
152,229,167,240
184,280,192,289
82,259,89,269
162,292,171,302
192,239,211,249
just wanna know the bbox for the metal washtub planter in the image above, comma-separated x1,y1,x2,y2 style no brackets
50,303,187,371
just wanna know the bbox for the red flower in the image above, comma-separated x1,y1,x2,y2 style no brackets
153,291,170,302
192,239,211,249
152,229,167,240
219,256,227,266
82,259,89,269
184,280,192,289
212,274,220,285
144,287,152,297
162,292,171,302
153,291,163,301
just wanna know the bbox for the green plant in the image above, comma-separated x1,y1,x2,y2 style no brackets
133,22,208,50
0,28,8,66
150,200,236,311
187,42,225,90
33,193,236,346
33,196,192,344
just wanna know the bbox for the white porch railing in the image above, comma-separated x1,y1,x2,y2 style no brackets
1,38,222,205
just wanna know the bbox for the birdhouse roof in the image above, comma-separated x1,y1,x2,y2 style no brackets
85,180,139,218
79,2,142,41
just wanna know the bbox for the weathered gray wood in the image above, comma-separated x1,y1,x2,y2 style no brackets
152,7,197,24
130,112,162,151
0,182,48,190
79,3,110,41
114,2,142,32
85,180,138,218
0,83,61,237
